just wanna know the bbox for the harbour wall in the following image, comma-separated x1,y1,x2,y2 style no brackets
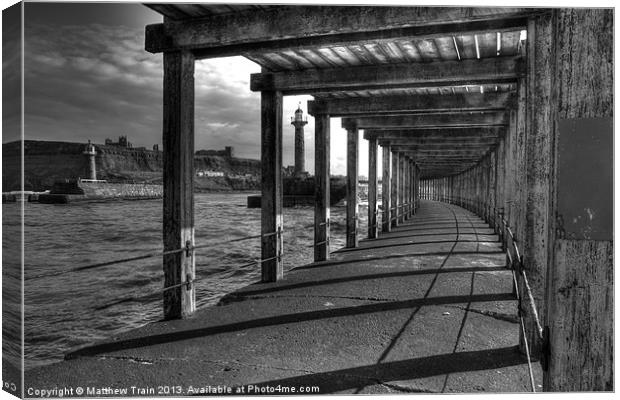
38,181,163,203
2,140,260,192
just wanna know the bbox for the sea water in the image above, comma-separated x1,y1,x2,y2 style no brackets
2,192,369,370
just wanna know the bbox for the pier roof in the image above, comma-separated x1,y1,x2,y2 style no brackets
145,4,534,178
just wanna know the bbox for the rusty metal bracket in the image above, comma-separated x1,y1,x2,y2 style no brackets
185,240,192,257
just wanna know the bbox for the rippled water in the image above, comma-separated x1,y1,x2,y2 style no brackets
2,192,368,370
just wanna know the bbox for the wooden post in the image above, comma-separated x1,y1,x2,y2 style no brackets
414,164,419,212
517,12,554,357
382,145,391,232
406,158,412,218
544,9,613,391
344,119,358,248
162,50,195,319
368,137,378,239
391,151,400,227
260,88,284,282
411,162,415,213
405,157,411,220
398,156,405,223
314,114,330,261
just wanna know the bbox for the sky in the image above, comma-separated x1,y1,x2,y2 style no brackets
6,1,372,176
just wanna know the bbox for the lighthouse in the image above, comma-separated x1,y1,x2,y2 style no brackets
290,103,308,178
83,140,97,180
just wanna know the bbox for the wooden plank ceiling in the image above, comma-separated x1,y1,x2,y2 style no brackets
146,4,528,179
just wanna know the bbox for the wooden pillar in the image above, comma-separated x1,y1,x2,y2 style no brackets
368,137,378,239
544,9,613,391
398,156,405,223
516,12,555,358
314,114,330,261
344,120,358,248
411,162,416,213
162,50,196,319
415,165,420,211
391,151,400,227
260,89,284,282
402,159,407,217
408,159,413,217
382,145,392,232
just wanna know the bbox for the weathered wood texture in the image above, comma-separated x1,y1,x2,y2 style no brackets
382,146,392,232
544,8,613,392
364,127,504,139
146,6,537,56
368,138,378,238
354,112,508,130
346,125,359,248
398,156,405,223
391,151,400,227
260,89,284,282
521,13,553,357
308,92,514,116
251,57,525,94
546,240,613,391
555,10,613,119
314,114,330,261
407,159,413,218
162,51,195,319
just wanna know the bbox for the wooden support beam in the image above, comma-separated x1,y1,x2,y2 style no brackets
252,57,525,94
405,157,412,219
308,92,514,116
398,154,407,224
364,127,505,140
162,51,195,320
408,157,486,162
145,6,537,56
354,112,508,130
388,147,492,154
314,114,330,261
391,151,400,227
345,120,358,248
368,137,378,239
373,136,500,143
382,146,392,232
544,9,613,391
414,164,420,212
379,139,498,146
514,12,552,360
260,89,284,282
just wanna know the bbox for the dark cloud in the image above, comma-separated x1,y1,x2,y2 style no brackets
18,3,358,175
3,3,22,143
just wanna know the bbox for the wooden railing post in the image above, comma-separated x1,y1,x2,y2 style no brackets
260,88,284,282
344,119,358,248
391,151,399,227
314,113,330,261
368,138,378,239
162,50,195,319
382,145,392,232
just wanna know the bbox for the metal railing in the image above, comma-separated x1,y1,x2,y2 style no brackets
28,219,345,312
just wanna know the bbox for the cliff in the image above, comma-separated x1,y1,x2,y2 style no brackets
2,141,260,192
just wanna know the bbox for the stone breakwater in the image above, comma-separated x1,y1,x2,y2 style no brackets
38,181,162,203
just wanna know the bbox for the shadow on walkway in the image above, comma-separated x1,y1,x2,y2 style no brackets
67,293,514,359
243,346,524,394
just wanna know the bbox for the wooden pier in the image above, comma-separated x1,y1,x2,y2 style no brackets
27,201,542,393
23,5,611,393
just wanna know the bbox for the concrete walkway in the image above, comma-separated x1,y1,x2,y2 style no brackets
27,200,542,394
